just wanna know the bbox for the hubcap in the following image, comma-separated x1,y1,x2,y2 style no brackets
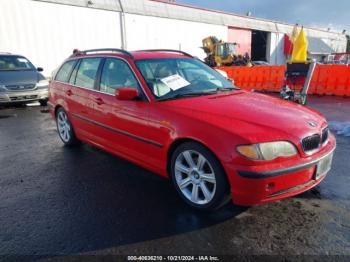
174,150,216,205
57,111,71,143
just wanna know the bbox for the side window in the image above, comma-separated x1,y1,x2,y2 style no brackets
75,58,102,89
55,60,76,83
100,58,139,95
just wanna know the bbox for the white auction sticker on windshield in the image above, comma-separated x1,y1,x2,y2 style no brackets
160,74,190,91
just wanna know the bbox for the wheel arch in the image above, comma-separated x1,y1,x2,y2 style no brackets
166,137,227,179
54,104,63,117
53,101,69,118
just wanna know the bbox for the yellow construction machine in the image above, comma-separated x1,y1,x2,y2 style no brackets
202,36,235,66
202,36,251,67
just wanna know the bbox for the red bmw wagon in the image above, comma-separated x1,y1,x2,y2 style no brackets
49,49,336,210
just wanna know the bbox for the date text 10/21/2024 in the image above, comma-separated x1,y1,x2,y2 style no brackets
127,255,220,261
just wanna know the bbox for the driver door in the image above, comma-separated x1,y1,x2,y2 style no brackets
91,58,159,167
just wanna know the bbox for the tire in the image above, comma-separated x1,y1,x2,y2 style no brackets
170,142,230,211
39,99,48,106
56,108,79,146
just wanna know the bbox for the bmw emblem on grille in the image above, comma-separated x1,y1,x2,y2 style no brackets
308,121,317,127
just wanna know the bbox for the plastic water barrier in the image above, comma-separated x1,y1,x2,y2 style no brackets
217,65,350,97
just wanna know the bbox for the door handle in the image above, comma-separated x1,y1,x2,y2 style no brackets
93,97,104,105
66,89,73,96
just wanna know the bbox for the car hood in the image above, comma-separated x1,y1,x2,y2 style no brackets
0,70,44,86
161,90,327,142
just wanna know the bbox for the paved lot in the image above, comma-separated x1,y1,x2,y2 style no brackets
0,96,350,260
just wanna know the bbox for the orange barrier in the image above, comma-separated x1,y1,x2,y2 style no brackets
217,65,350,97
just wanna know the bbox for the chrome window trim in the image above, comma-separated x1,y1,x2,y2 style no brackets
55,80,115,97
53,55,151,102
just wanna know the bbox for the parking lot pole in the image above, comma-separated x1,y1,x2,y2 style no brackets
118,0,127,50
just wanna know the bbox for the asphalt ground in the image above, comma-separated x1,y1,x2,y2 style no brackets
0,96,349,261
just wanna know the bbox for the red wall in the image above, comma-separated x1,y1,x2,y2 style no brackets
228,27,252,56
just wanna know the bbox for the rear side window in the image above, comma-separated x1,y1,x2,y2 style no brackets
75,58,102,89
55,60,76,83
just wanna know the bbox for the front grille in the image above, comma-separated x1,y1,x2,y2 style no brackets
322,127,329,144
302,134,321,153
302,127,330,153
5,84,36,91
10,95,37,101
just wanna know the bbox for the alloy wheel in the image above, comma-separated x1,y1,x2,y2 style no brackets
174,150,216,205
57,111,71,143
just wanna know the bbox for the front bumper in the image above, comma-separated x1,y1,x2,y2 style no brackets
0,89,48,104
226,134,336,206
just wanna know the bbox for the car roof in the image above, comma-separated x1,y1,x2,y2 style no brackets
0,53,24,57
68,49,193,61
131,51,191,60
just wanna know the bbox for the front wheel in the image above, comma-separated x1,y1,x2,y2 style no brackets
56,108,79,146
170,142,230,211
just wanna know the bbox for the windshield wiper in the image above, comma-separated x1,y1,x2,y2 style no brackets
157,90,218,101
157,87,239,102
216,86,239,91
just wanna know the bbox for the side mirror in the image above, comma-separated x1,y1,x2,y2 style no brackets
37,67,44,72
115,88,139,101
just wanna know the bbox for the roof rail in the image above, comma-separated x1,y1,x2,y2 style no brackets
136,49,193,57
70,48,134,59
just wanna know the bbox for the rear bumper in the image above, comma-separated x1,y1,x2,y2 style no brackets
0,89,48,104
227,135,336,206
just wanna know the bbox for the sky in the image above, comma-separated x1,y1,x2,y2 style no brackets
176,0,350,33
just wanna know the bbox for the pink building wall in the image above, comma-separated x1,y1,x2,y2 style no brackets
228,26,252,56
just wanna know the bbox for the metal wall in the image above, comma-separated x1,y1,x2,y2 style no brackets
34,0,347,47
0,0,122,75
0,0,228,73
266,32,286,65
125,13,227,60
1,0,347,75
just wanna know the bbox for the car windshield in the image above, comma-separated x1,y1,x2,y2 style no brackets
135,58,238,101
0,55,35,71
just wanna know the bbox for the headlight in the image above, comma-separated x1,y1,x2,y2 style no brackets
36,79,49,89
237,141,297,161
0,85,6,92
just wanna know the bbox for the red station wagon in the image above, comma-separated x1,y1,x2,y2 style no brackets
49,49,336,210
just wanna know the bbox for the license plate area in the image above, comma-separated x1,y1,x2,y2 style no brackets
314,153,333,180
